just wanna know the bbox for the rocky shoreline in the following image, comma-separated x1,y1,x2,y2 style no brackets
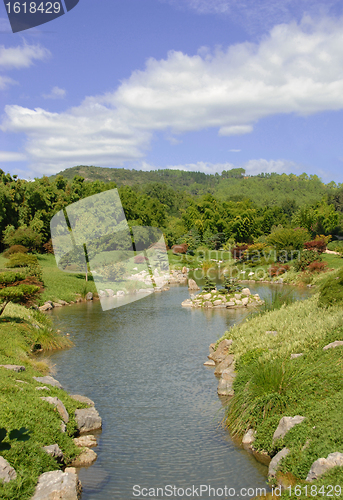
205,320,343,491
182,286,264,309
0,367,102,499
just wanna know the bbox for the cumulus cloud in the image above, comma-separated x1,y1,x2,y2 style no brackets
43,86,66,99
3,16,343,173
0,151,27,162
243,159,299,175
0,43,50,69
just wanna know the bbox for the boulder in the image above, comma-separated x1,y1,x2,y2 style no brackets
98,290,106,297
42,444,64,463
203,301,213,308
214,355,235,376
0,364,25,372
181,299,192,307
74,435,97,448
60,421,67,433
31,471,82,500
268,448,290,478
273,416,305,441
203,360,216,367
226,301,235,307
70,448,97,467
40,397,69,423
57,300,68,305
188,279,200,290
290,353,304,359
241,288,251,295
39,302,53,311
217,374,235,396
209,343,216,354
33,376,63,389
75,407,102,433
242,297,249,306
235,299,243,305
201,293,212,300
242,429,256,450
117,290,125,296
213,300,223,306
85,292,93,301
70,395,95,406
0,456,17,483
306,452,343,481
323,341,343,351
53,302,63,308
208,339,233,363
105,289,114,297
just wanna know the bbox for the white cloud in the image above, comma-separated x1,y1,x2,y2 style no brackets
0,151,27,162
0,75,16,90
229,149,241,152
243,158,299,175
43,86,66,99
3,16,343,173
0,43,50,69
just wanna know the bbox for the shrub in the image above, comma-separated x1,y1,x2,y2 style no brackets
2,225,42,251
134,254,148,264
0,271,28,285
266,227,310,261
268,264,290,277
202,277,216,292
218,277,243,294
4,254,43,282
304,236,328,254
43,239,54,254
3,245,28,258
101,262,126,281
293,250,321,272
231,244,249,260
308,260,327,273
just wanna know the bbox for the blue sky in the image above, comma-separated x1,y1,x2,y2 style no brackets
1,0,343,182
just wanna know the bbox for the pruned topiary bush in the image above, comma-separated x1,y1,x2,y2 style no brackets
3,245,28,258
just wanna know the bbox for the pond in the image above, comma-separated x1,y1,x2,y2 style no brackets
46,283,311,499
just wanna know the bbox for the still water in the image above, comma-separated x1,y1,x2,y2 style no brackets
46,283,310,499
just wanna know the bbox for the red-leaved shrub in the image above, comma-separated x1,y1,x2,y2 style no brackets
308,261,327,273
134,254,148,264
304,238,327,254
268,264,290,277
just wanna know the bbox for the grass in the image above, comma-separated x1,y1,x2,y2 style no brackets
219,292,343,497
0,302,87,499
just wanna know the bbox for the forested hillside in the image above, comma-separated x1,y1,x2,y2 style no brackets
1,166,343,252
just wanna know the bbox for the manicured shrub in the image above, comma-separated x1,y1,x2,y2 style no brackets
134,254,148,264
304,236,327,253
3,245,28,258
5,254,39,268
293,250,320,272
308,260,327,273
43,239,54,254
0,270,28,285
202,277,216,292
268,264,290,277
218,277,243,294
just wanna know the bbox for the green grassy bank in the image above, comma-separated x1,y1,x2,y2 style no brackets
0,304,87,500
217,292,343,499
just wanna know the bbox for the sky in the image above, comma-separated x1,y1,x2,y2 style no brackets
1,0,343,182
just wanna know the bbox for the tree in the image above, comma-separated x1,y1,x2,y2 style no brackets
3,225,42,252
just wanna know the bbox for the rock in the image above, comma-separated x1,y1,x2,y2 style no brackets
16,379,28,383
74,435,97,448
208,339,233,363
306,452,343,481
70,395,95,406
268,448,290,478
226,301,235,307
105,289,114,297
290,353,304,359
214,355,235,376
98,290,106,297
241,288,251,295
53,302,63,308
33,376,63,389
213,300,223,306
42,444,64,463
0,364,25,372
234,294,242,299
201,293,212,300
36,386,50,391
188,279,200,290
70,448,97,467
0,456,17,483
266,331,278,336
60,421,67,433
221,366,235,380
182,266,187,274
273,416,305,441
242,297,249,306
117,290,125,296
181,299,192,307
75,408,102,433
323,341,343,351
209,343,216,354
235,299,243,305
64,467,77,474
203,301,213,308
39,302,53,311
57,300,69,305
242,429,256,449
85,292,93,301
217,375,235,396
31,471,82,500
203,360,216,366
40,397,69,423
